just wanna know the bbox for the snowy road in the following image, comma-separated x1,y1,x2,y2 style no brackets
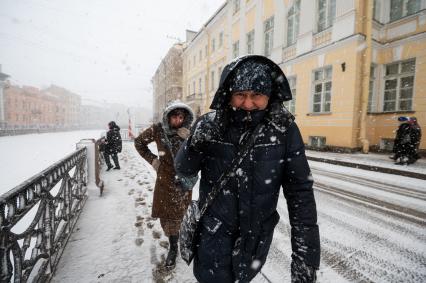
260,162,426,282
51,142,426,283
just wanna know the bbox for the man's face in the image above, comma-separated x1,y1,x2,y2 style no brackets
230,91,269,111
169,113,185,128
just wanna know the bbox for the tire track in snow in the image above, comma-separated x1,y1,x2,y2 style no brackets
315,182,426,225
315,191,426,282
311,168,426,200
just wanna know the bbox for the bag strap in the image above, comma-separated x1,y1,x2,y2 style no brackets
199,123,265,216
159,125,178,161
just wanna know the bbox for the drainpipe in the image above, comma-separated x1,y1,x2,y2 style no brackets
204,26,211,114
359,0,373,153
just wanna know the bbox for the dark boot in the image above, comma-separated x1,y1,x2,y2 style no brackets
104,152,113,171
165,235,178,268
112,153,120,169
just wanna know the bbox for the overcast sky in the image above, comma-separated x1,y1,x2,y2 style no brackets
0,0,225,108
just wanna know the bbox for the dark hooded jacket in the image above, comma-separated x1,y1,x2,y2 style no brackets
175,55,320,282
105,121,122,154
134,102,194,219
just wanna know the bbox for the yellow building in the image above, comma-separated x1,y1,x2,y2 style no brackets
182,3,228,116
180,0,425,153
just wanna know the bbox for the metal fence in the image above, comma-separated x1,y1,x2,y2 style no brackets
0,147,88,282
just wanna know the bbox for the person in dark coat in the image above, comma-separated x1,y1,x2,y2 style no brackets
393,116,422,164
390,116,422,164
175,55,320,282
104,121,122,170
407,117,422,164
134,101,195,268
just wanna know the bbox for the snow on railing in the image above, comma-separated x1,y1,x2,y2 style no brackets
0,147,88,282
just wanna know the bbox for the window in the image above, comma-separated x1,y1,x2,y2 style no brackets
218,66,223,79
192,81,195,94
284,76,297,113
211,38,216,53
390,0,421,21
205,45,208,57
380,138,395,151
368,65,377,112
264,17,274,57
309,136,326,148
193,56,196,67
233,0,240,14
383,59,415,112
199,50,202,62
232,41,240,58
287,0,300,46
211,71,215,91
219,31,224,47
312,66,332,113
317,0,336,32
246,30,255,54
199,78,202,94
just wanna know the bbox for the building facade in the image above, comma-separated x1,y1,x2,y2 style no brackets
177,0,425,152
0,65,10,128
3,84,82,129
182,4,229,115
152,43,185,122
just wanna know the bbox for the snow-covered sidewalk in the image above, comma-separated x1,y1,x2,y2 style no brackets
306,150,426,178
52,142,198,282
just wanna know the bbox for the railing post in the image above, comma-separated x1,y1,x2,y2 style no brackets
76,139,96,186
76,139,104,196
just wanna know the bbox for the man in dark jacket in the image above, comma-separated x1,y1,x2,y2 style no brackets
104,121,122,170
175,55,320,282
135,101,195,268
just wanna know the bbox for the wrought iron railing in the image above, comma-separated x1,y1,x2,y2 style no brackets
0,147,88,282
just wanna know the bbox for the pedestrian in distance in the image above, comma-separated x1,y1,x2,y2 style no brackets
175,55,320,283
104,121,122,171
390,116,422,165
134,101,196,268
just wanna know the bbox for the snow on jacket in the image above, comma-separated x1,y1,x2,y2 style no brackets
134,102,194,220
175,55,320,282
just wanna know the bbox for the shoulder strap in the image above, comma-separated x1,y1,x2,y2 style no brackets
158,125,177,160
199,123,265,216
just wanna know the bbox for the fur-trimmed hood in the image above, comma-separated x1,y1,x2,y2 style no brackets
162,101,194,134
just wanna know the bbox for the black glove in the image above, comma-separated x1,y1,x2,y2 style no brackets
291,257,317,283
188,120,219,152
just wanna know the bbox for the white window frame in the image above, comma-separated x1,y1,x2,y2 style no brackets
284,76,297,113
246,30,255,54
316,0,336,32
368,64,377,112
211,38,216,53
232,41,240,58
264,16,274,57
287,0,300,46
383,58,416,112
390,0,421,22
312,66,333,113
211,70,215,91
219,31,224,47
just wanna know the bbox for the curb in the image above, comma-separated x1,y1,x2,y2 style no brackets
306,156,426,180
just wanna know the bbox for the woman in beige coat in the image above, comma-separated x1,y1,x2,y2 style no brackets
134,101,194,267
